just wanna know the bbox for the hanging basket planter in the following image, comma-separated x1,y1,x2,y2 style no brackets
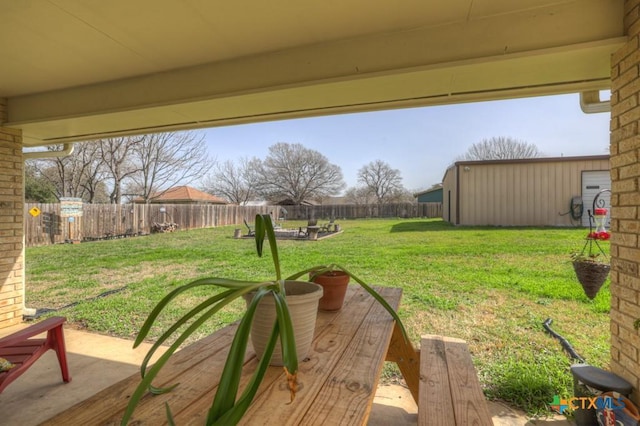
572,260,610,299
570,190,612,300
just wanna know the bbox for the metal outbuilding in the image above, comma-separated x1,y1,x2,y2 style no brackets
442,155,610,227
414,186,444,203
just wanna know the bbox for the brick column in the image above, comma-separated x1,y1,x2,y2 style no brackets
609,0,640,405
0,125,24,328
0,97,7,123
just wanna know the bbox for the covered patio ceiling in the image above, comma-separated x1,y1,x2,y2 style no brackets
0,0,625,147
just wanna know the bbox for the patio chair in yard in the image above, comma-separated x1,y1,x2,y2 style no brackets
243,219,255,236
319,218,336,232
0,316,71,393
298,218,318,237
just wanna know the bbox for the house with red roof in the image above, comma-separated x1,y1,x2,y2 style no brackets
134,186,227,205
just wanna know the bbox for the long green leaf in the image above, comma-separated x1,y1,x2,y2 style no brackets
149,382,179,395
333,264,409,342
285,264,332,281
211,320,280,425
207,287,273,423
290,262,408,342
254,214,266,257
134,277,260,348
255,214,281,281
165,402,176,426
139,288,236,377
273,291,298,376
122,285,261,425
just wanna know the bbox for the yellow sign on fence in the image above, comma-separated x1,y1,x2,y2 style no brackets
29,207,41,217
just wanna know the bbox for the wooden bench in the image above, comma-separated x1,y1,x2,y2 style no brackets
418,335,492,425
386,331,492,425
0,316,71,393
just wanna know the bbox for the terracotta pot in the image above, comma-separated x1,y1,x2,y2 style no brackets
243,281,322,366
311,270,350,311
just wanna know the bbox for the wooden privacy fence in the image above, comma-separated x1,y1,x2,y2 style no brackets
23,202,442,247
278,202,441,220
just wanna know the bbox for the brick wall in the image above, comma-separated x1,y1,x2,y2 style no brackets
610,0,640,405
0,97,7,124
0,126,24,328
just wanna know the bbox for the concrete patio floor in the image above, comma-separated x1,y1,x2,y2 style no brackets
0,322,573,425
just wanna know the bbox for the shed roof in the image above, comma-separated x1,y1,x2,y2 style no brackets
442,154,610,182
414,185,443,197
453,154,609,167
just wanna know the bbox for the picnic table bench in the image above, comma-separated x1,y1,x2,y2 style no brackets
43,286,491,425
417,335,492,425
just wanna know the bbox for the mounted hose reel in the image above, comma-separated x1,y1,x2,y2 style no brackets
569,196,584,221
559,196,584,223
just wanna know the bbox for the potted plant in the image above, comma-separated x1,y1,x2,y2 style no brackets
571,229,611,300
241,279,322,366
307,267,350,311
122,213,407,425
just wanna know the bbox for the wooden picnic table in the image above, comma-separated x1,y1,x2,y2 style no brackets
42,285,413,425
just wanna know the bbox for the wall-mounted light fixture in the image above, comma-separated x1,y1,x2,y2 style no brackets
463,166,471,172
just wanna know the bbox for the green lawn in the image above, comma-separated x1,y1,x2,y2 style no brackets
25,218,610,417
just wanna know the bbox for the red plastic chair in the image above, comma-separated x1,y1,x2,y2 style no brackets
0,316,71,393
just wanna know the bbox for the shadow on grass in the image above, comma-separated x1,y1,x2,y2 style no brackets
390,220,455,233
390,220,584,233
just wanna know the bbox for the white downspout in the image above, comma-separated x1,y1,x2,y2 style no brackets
21,143,75,317
23,142,74,159
580,91,611,114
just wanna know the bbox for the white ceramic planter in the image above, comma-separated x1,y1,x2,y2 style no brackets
244,280,323,366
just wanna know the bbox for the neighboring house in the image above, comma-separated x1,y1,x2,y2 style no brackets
276,198,319,206
414,186,443,203
320,196,349,205
243,200,269,206
134,186,228,205
442,155,610,227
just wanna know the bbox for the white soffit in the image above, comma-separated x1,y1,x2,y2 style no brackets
0,0,625,146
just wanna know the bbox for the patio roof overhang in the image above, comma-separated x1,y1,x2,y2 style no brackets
0,1,624,147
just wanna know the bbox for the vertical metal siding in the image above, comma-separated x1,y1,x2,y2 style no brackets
457,158,609,226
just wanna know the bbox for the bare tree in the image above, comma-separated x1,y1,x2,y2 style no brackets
98,136,143,204
357,160,404,206
38,142,108,202
387,187,415,203
344,186,375,206
202,157,261,205
127,131,211,202
77,142,109,203
256,143,345,204
458,136,542,160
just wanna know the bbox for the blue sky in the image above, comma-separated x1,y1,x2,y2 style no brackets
200,93,610,193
